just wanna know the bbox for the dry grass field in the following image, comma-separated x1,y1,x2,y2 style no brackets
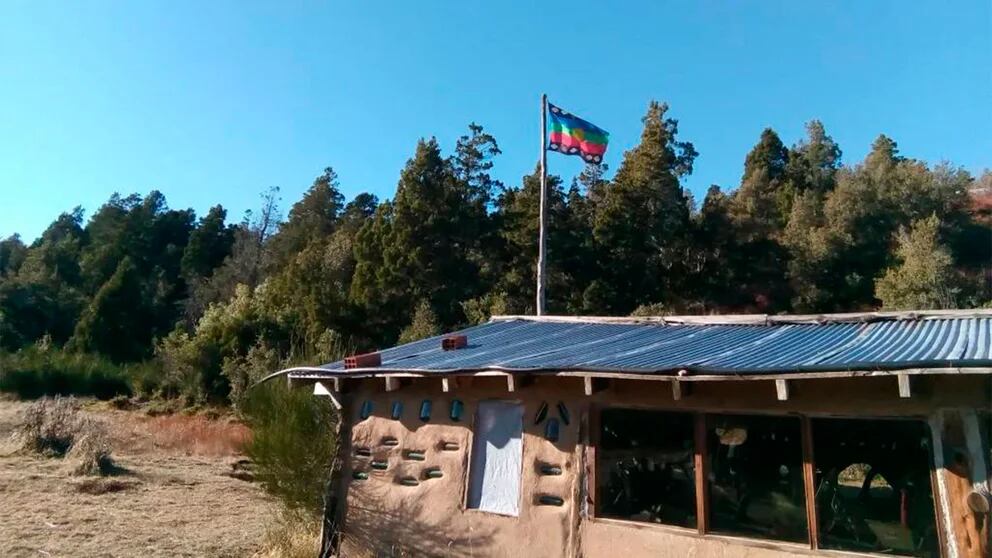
0,397,279,558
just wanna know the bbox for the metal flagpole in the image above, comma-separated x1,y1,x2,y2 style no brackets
536,93,548,316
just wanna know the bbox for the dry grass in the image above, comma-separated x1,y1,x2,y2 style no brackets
110,408,251,457
72,477,139,495
252,515,322,558
0,399,275,558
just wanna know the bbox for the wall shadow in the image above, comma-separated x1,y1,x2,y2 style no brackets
337,481,495,558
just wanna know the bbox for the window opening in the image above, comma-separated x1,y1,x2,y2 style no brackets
359,400,373,420
707,414,808,543
450,399,464,421
812,418,939,557
597,408,697,528
545,418,560,442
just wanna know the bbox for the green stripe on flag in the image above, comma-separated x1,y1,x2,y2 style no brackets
548,121,609,144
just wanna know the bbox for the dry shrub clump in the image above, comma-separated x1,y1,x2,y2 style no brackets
15,396,116,475
252,515,321,558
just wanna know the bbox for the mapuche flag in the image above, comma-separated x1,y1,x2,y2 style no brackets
547,102,609,164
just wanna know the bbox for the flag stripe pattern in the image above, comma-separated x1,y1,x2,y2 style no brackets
547,102,609,163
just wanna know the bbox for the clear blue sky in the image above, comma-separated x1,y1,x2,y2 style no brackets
1,1,989,241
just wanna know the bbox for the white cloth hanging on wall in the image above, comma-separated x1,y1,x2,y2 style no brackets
467,400,524,516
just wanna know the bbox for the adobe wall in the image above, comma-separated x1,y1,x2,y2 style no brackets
331,374,990,558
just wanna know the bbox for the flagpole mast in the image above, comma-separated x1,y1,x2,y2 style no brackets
536,93,548,316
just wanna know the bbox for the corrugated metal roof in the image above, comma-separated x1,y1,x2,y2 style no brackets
289,312,992,378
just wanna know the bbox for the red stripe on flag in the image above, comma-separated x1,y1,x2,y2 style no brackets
549,131,607,155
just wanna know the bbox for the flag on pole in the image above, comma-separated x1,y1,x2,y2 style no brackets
546,102,609,164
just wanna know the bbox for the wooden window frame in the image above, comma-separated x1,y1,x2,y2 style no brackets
587,405,701,532
590,407,945,557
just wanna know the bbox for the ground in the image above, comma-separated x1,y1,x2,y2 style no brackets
0,397,278,558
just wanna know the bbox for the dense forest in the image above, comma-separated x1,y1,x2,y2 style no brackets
1,102,989,406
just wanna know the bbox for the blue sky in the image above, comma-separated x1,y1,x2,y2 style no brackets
1,1,989,241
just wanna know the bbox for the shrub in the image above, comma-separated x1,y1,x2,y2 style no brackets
0,348,132,400
15,396,117,475
242,383,338,516
17,395,81,455
66,424,115,475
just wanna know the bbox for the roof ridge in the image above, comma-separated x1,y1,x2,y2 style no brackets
490,309,992,326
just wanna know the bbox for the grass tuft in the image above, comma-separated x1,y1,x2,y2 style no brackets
252,515,321,558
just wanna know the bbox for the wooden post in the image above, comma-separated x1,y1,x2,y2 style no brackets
775,379,791,401
384,377,400,392
672,379,690,401
442,377,458,393
801,416,820,549
583,377,609,396
536,93,548,316
694,413,709,535
931,409,989,558
898,374,912,398
587,405,600,517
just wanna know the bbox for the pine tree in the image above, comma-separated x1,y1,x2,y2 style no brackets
182,205,235,279
351,138,482,340
268,168,345,266
587,101,696,314
732,128,791,239
490,167,574,314
70,257,152,361
0,234,27,279
786,120,842,195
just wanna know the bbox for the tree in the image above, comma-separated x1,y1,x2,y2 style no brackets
490,167,577,314
587,101,697,314
69,257,152,362
686,185,739,310
351,138,482,339
18,208,87,288
875,215,965,309
731,128,791,237
4,209,88,349
786,120,842,195
452,123,502,210
186,187,282,322
0,234,27,279
182,205,235,279
268,168,344,266
397,300,441,344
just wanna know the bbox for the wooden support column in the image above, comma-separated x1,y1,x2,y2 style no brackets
587,405,600,516
583,377,610,396
506,374,534,392
671,379,690,401
694,413,709,535
931,409,990,558
441,376,458,393
384,377,400,392
775,379,791,401
898,373,912,398
801,416,820,550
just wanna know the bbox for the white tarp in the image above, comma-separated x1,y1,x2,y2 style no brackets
467,400,524,516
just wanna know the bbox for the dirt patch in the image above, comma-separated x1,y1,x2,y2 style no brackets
0,399,276,557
